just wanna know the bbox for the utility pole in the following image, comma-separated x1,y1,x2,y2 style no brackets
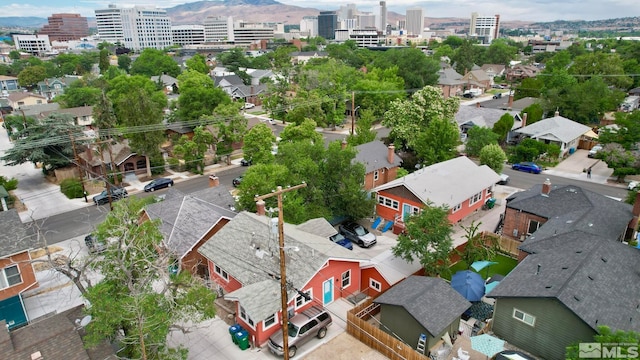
254,183,307,360
68,130,88,202
351,91,355,136
94,139,115,211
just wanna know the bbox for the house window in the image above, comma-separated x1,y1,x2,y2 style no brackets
377,195,399,210
136,159,147,169
527,220,541,235
240,305,255,328
411,206,420,215
469,191,483,206
369,278,381,292
0,265,22,289
451,203,462,213
513,308,536,326
341,270,351,288
214,264,229,281
263,313,277,330
374,170,379,181
295,289,312,308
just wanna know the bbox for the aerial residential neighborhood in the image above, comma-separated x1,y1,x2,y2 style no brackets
1,1,640,360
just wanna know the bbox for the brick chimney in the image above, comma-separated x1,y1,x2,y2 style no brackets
387,143,395,164
632,192,640,218
507,93,514,109
208,174,219,187
476,101,481,108
341,138,347,150
555,110,560,117
256,199,266,216
541,178,552,196
522,112,528,128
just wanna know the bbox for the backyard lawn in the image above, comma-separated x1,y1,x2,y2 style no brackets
443,253,518,281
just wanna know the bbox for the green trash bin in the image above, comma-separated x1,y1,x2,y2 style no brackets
236,330,250,350
483,198,496,210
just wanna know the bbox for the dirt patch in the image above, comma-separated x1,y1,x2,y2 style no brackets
9,190,27,212
304,333,389,360
30,246,65,271
214,297,237,326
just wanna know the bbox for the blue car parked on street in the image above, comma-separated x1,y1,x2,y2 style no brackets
511,162,542,174
329,233,353,250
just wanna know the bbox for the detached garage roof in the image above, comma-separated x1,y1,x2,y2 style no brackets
373,156,500,208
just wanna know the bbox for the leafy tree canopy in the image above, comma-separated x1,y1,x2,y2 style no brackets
479,143,507,174
465,126,499,157
176,70,231,121
130,48,181,77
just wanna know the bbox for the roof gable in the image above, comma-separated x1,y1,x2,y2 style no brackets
374,156,500,207
516,116,592,143
374,276,471,336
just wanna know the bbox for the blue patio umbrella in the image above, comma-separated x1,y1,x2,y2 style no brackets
471,334,505,358
451,270,485,302
471,260,499,272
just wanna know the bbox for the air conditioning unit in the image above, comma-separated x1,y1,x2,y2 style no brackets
512,229,518,237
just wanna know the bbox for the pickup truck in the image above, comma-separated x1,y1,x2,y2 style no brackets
93,186,128,205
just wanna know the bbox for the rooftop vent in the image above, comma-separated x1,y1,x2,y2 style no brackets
601,257,608,263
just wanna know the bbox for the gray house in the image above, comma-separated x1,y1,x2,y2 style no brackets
514,112,595,157
374,276,470,354
488,239,640,360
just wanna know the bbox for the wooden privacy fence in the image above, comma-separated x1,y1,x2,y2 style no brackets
480,231,520,257
347,298,430,360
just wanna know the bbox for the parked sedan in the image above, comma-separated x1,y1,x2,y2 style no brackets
144,178,174,192
232,175,244,187
511,162,542,174
588,145,603,158
628,181,639,190
240,158,252,166
329,233,353,250
93,187,128,205
339,221,376,248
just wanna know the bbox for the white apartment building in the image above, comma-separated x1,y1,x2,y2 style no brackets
358,13,376,29
335,29,381,47
341,19,358,30
300,16,318,37
13,34,52,56
204,16,234,42
470,13,500,44
172,25,205,45
233,23,274,45
95,5,172,50
405,7,424,37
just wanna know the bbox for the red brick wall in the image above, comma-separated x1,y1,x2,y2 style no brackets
181,219,230,277
501,207,547,241
364,166,400,191
0,252,38,300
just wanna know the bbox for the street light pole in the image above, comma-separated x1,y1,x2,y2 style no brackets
255,183,307,360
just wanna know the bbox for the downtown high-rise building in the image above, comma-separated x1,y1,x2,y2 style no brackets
95,5,172,50
204,16,235,42
376,1,387,33
39,13,89,42
300,16,318,38
405,7,424,37
470,13,500,44
318,11,338,40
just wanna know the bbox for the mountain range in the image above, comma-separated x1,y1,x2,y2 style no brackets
0,0,638,31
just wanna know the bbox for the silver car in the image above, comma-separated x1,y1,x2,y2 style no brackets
268,306,332,357
339,221,377,248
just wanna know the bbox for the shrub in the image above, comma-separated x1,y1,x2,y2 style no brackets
60,178,85,199
0,176,18,191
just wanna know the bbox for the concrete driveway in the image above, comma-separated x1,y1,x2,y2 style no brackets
542,149,615,185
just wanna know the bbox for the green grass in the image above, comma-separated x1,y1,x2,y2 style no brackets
442,253,518,281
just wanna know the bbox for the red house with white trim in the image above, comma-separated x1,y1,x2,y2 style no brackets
373,156,500,230
198,211,367,347
360,249,423,296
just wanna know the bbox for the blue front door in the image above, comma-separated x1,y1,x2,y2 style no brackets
323,279,333,305
403,203,412,221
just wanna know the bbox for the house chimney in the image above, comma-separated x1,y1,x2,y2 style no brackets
341,138,347,150
541,178,552,196
387,143,395,164
632,192,640,218
555,110,560,117
208,174,219,187
31,352,43,360
522,112,528,128
507,93,514,109
476,101,481,108
256,199,266,216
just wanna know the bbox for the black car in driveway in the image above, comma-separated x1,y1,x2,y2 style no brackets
93,186,128,205
144,178,174,192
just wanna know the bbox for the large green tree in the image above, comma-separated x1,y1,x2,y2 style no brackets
352,66,405,117
346,108,377,146
130,48,181,77
0,114,81,172
492,113,515,143
465,126,499,157
85,197,217,359
242,123,276,165
392,203,454,277
177,70,231,121
371,47,440,90
479,144,507,174
185,53,209,74
413,118,460,166
173,126,214,174
17,65,47,89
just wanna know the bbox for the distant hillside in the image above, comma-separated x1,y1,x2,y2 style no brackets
0,17,48,28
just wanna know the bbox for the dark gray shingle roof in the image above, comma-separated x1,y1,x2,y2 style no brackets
354,140,401,173
374,276,471,337
0,209,38,257
489,240,640,333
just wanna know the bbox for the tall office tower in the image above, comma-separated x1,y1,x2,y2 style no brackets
318,11,338,40
300,16,318,37
171,25,205,45
377,1,387,32
338,4,358,21
95,5,172,50
39,13,89,42
470,12,500,44
405,7,424,37
397,20,406,31
358,13,376,29
204,16,235,42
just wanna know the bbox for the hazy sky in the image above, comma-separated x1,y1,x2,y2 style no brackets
3,0,639,23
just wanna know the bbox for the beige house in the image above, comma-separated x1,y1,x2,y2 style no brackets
7,92,46,109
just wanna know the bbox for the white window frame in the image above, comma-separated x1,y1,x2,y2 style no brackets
295,288,312,309
369,278,381,292
469,191,483,206
451,203,462,213
341,270,351,289
374,170,379,181
240,305,255,329
378,195,399,210
0,265,22,289
527,219,541,235
512,308,536,326
214,264,229,282
263,313,277,330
